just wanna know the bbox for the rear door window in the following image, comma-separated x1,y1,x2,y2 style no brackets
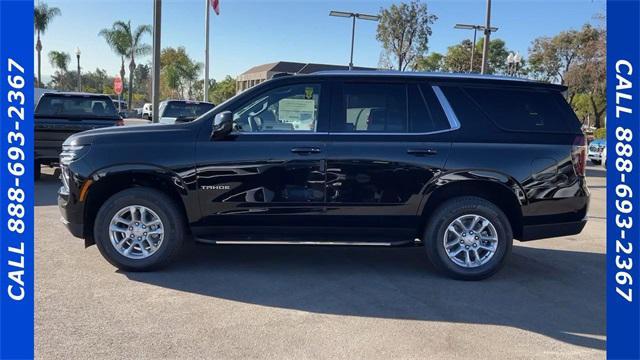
462,87,578,133
338,83,407,133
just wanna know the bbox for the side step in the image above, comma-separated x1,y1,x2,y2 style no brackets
195,238,420,247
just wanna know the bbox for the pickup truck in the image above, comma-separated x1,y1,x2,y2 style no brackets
35,92,123,180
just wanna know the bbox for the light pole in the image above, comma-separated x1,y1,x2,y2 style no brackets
152,0,162,123
481,0,492,74
329,11,379,70
75,47,81,92
454,24,498,72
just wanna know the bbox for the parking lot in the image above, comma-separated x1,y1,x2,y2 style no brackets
35,165,606,360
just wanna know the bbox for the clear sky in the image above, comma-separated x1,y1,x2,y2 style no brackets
37,0,605,82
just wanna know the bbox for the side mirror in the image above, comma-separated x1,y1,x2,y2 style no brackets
212,111,233,139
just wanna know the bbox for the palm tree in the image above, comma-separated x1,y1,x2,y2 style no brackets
34,2,61,87
48,51,70,73
99,21,151,109
48,51,70,89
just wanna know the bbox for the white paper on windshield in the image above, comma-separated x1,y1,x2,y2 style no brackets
278,98,315,124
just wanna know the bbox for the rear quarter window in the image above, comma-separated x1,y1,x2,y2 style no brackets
462,87,580,134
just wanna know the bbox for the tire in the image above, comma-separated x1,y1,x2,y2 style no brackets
34,161,41,181
424,196,513,280
93,187,185,271
591,160,601,165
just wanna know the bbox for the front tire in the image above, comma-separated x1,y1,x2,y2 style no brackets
424,196,513,280
94,187,185,271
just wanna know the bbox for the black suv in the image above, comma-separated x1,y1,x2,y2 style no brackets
58,71,588,280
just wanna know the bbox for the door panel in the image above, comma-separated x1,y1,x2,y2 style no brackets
325,81,454,232
194,80,330,236
325,137,450,229
195,137,326,231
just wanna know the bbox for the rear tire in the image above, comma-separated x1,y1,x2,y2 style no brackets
424,196,513,280
94,187,185,271
591,160,601,165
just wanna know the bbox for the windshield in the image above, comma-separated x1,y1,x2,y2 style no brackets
36,95,119,119
162,102,215,118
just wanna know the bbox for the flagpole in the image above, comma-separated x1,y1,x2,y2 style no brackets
204,0,210,102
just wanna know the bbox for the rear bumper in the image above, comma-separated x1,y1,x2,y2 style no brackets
519,219,587,241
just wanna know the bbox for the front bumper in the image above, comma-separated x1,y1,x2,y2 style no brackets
58,186,85,239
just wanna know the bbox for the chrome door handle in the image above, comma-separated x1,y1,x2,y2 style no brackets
291,147,322,154
407,148,438,156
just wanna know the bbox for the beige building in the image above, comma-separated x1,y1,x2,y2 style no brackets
236,61,375,93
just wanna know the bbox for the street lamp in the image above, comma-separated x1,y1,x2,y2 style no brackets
454,24,498,73
75,47,81,92
506,51,522,76
329,11,380,70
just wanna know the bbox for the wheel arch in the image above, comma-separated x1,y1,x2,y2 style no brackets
81,164,195,245
419,171,526,239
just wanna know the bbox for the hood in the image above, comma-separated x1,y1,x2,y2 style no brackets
63,122,199,147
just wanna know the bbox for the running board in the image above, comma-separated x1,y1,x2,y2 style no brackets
195,238,418,247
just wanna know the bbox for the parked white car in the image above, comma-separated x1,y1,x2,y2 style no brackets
142,103,153,120
587,139,606,165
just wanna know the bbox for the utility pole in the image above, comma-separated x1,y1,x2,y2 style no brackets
204,0,210,101
152,0,162,123
480,0,492,74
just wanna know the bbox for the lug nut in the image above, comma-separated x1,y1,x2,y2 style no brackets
129,227,133,230
462,232,466,236
465,245,470,249
143,232,147,236
475,236,479,240
137,237,141,240
135,222,139,226
473,243,477,247
460,240,464,244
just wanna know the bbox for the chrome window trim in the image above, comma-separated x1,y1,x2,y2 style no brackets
432,85,461,130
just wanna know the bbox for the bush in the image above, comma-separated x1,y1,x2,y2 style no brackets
594,128,606,139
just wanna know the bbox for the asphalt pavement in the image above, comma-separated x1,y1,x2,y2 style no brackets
35,165,606,359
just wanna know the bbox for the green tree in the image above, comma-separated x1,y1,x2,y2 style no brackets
376,0,437,71
209,76,237,104
47,50,70,89
438,38,511,74
414,52,444,71
34,2,61,87
160,47,202,100
99,21,151,109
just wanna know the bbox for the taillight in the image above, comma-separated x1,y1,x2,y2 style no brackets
571,135,586,176
115,119,125,126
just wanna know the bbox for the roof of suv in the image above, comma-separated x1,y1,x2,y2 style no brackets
307,70,566,91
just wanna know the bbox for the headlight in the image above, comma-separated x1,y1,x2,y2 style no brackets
60,144,90,165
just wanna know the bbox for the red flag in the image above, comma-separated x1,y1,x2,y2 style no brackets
210,0,219,15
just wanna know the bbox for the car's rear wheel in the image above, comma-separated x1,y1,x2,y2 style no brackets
94,187,185,271
424,196,513,280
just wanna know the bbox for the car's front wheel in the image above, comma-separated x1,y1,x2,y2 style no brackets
424,196,513,280
94,187,185,271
